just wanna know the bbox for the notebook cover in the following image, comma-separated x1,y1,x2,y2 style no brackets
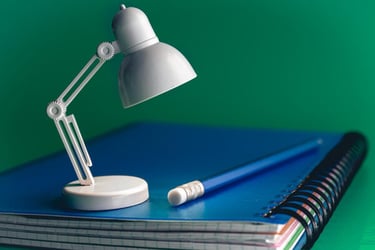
0,122,342,225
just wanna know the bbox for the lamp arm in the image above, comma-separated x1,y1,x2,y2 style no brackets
46,41,120,186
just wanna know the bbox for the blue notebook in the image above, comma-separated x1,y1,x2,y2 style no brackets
0,123,367,249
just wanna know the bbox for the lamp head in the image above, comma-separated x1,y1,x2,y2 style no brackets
112,4,197,108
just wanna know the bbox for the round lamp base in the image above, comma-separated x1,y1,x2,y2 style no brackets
63,175,149,211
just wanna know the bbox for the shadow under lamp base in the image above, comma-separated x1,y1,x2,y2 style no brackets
63,176,149,211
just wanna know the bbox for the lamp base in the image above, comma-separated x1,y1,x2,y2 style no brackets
63,175,149,211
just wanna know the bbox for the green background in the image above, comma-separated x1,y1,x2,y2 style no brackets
0,0,374,249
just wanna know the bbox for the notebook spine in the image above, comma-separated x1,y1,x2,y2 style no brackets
265,132,367,249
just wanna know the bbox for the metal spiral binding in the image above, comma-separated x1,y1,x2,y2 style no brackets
264,132,367,249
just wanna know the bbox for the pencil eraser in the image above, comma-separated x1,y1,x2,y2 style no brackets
168,188,187,206
167,180,204,206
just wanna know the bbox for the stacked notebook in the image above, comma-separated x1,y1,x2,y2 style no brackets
0,123,367,249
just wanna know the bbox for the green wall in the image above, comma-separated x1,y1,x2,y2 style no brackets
1,0,374,249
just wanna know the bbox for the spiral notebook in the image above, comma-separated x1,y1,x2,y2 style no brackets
0,123,367,249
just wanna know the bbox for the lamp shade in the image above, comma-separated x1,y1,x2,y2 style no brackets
118,42,197,108
112,5,196,108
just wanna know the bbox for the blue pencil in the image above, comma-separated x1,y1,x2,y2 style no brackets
167,138,322,206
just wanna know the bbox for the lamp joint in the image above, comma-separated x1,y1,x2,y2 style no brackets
97,42,116,61
47,101,66,120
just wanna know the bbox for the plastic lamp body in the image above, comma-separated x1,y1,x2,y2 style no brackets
51,4,196,211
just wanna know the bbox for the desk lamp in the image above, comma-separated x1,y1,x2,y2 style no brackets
46,4,196,211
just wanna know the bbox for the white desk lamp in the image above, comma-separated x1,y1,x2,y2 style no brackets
46,4,196,211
